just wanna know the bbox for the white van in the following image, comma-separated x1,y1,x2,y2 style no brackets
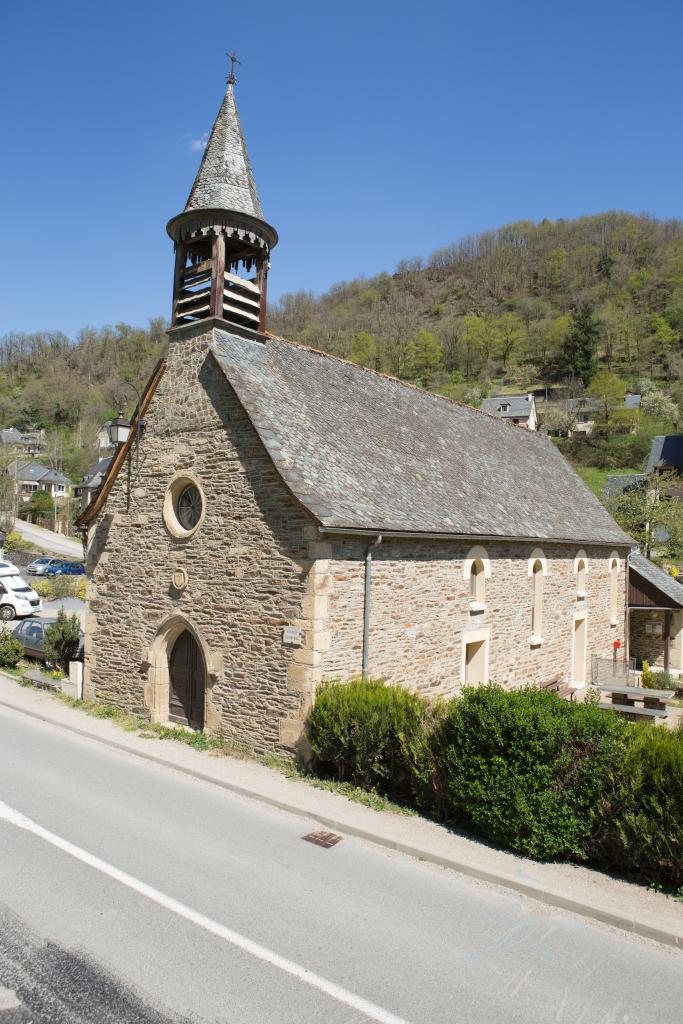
0,563,42,621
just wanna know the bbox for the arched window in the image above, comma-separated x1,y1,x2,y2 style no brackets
470,559,485,603
463,546,491,610
531,559,544,639
576,559,586,597
609,557,619,624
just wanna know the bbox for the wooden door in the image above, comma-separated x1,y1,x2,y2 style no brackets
169,630,205,729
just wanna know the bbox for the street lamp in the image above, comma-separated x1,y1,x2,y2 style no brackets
108,413,131,447
109,380,146,476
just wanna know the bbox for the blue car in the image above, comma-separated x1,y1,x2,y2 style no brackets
45,560,86,577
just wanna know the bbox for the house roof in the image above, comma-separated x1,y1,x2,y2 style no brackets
603,473,647,500
184,82,263,219
624,393,642,409
565,397,602,414
480,395,534,419
80,457,113,487
646,434,683,474
10,460,69,485
629,552,683,607
210,330,631,545
0,427,45,446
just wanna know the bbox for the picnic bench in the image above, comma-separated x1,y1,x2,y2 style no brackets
597,684,674,722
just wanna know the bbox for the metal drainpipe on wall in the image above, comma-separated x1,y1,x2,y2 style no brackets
362,534,383,680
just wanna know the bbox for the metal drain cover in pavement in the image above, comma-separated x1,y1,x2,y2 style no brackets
302,829,343,848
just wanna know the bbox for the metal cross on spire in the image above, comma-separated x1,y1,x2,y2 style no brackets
226,49,241,85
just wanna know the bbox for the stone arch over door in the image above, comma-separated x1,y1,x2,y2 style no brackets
144,614,222,729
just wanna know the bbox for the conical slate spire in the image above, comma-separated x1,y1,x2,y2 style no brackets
184,82,264,218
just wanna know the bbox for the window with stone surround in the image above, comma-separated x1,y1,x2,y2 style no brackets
469,559,485,603
573,550,588,600
464,546,490,613
531,560,544,642
609,554,620,625
164,473,206,539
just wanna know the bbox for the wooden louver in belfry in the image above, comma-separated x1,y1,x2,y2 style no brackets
173,252,264,330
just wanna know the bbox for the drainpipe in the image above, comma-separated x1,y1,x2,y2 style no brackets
362,534,383,680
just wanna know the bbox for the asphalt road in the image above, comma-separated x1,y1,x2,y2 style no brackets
12,520,83,559
0,708,682,1024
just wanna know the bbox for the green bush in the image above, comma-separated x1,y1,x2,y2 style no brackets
0,627,24,669
44,609,81,673
437,686,629,860
595,726,683,887
653,670,676,690
308,678,436,804
33,579,52,599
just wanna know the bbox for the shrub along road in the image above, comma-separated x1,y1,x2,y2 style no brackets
0,702,682,1023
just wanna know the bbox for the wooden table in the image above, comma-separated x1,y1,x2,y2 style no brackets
597,684,674,721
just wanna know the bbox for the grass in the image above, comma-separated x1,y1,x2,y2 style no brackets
53,693,414,815
576,466,640,499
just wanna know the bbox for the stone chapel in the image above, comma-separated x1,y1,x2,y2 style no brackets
78,71,633,754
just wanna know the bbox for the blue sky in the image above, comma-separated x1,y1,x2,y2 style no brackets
2,0,682,337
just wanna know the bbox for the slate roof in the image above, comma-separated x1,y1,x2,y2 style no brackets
646,435,683,474
10,460,70,485
184,82,264,219
480,395,534,420
629,552,683,607
479,395,536,419
80,457,113,488
210,330,632,546
603,474,647,501
624,393,642,409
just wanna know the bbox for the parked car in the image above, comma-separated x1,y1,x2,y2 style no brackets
27,556,65,576
13,616,84,662
0,565,42,620
45,560,86,577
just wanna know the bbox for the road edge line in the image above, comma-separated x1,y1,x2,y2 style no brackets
0,693,680,952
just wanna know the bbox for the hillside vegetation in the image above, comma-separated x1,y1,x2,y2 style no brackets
1,212,682,485
269,211,683,400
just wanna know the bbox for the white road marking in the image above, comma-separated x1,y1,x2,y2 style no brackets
0,799,411,1024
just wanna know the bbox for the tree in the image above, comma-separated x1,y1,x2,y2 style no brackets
609,471,683,563
350,332,378,369
410,330,444,387
640,389,680,428
494,313,525,370
24,490,54,525
44,609,81,673
554,305,600,385
587,371,626,431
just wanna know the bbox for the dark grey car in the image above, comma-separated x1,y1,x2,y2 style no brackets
13,617,84,662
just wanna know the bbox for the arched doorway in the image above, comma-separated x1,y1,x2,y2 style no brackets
168,630,206,729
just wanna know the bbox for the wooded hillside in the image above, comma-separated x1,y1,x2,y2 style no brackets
269,212,683,399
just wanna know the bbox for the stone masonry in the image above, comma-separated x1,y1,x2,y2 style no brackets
84,323,322,755
320,538,626,694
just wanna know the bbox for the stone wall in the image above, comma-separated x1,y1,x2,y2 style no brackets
84,323,320,754
630,610,668,669
320,538,628,695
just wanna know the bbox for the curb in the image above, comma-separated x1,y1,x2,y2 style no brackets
1,693,681,952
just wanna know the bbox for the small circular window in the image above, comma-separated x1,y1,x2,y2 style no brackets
176,484,202,531
164,474,206,538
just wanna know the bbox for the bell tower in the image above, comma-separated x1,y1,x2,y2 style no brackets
166,54,277,334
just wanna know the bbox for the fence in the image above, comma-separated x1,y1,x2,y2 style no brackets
591,655,637,688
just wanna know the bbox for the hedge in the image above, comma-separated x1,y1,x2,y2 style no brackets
308,678,437,806
436,686,628,860
308,679,683,887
